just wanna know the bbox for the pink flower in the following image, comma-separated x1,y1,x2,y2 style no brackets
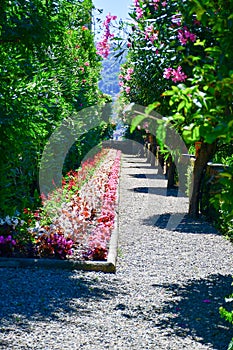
171,66,187,82
152,0,160,10
96,39,111,59
127,67,134,74
125,86,131,94
83,151,121,261
163,67,173,79
125,74,132,81
178,30,188,45
163,66,187,82
189,33,197,42
145,25,158,44
84,62,90,66
136,7,143,19
178,27,196,45
96,13,117,59
150,33,159,43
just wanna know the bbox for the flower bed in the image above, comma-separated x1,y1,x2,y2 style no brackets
0,148,121,267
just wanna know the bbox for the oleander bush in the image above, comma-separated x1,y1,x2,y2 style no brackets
0,0,112,217
118,0,233,218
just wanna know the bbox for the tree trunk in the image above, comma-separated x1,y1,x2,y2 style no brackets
167,155,176,188
189,141,216,218
157,148,165,174
150,135,157,167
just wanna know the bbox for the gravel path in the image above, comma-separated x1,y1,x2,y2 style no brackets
0,154,232,350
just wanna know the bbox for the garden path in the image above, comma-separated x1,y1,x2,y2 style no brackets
0,152,233,350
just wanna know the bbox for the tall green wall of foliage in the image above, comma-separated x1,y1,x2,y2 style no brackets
0,0,108,216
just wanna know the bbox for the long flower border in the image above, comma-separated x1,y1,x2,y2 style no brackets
0,148,121,265
83,150,121,260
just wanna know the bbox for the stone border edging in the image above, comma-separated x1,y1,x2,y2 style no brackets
0,211,119,273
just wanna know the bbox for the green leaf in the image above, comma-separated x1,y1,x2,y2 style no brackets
194,39,206,47
192,125,200,140
145,101,161,114
162,90,175,97
182,129,193,143
177,100,185,112
130,114,147,133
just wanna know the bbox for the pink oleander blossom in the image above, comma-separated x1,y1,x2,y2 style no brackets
136,7,143,19
125,86,131,94
127,67,134,74
163,66,187,82
178,26,196,45
163,67,173,79
145,25,158,44
125,74,132,81
96,13,117,59
172,66,187,82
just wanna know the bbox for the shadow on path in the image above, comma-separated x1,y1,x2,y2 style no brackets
129,173,163,180
152,274,233,350
0,269,118,327
129,186,186,198
143,213,219,234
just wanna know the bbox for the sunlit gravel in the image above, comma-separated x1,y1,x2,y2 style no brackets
0,154,232,350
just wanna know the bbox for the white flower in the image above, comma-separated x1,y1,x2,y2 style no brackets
0,218,5,225
12,218,19,226
5,216,12,225
35,221,41,229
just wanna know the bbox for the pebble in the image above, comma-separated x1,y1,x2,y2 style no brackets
0,154,232,350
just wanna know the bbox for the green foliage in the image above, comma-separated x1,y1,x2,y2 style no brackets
119,0,233,219
210,165,233,240
0,0,107,216
219,279,233,350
